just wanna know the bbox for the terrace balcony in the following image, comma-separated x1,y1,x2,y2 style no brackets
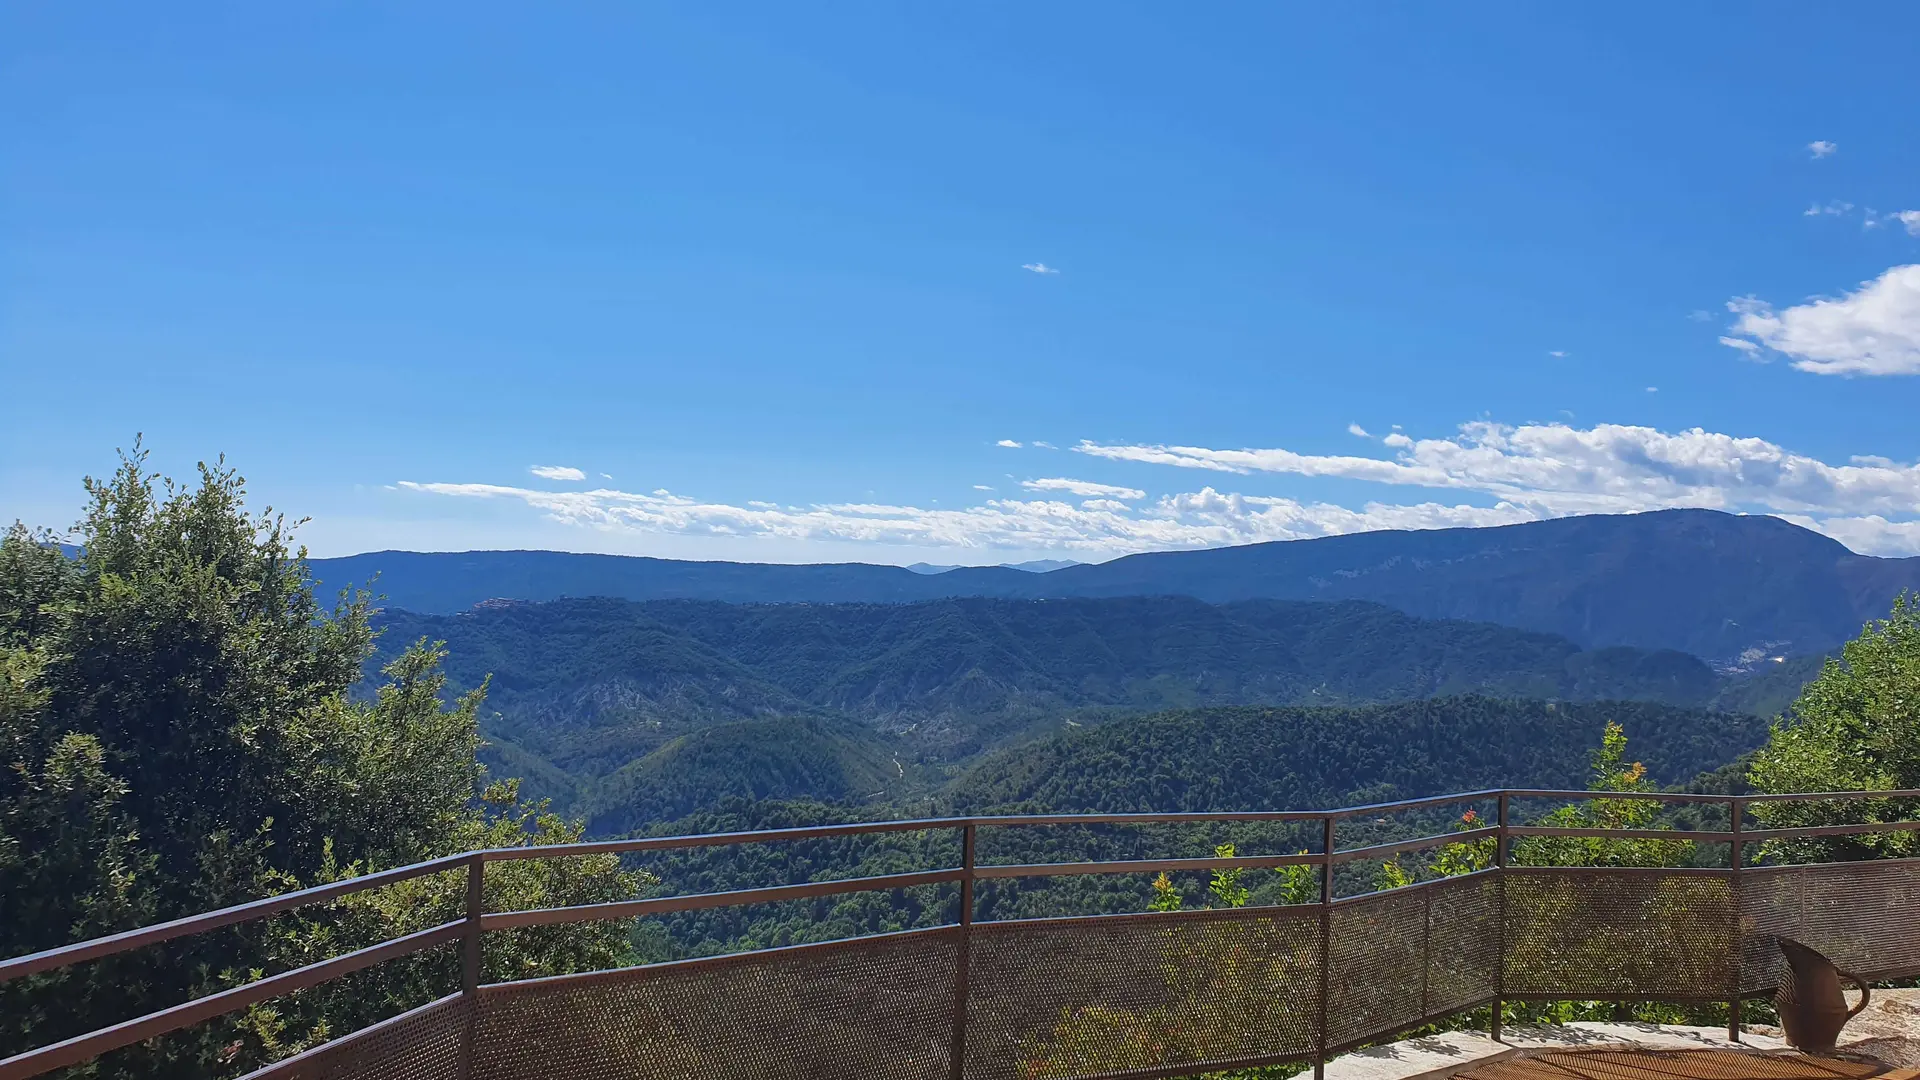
4,788,1919,1080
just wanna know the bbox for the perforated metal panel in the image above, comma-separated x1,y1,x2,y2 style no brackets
239,995,471,1080
1503,869,1735,999
469,927,959,1080
1424,874,1500,1018
1741,857,1920,992
1328,888,1427,1047
960,906,1323,1080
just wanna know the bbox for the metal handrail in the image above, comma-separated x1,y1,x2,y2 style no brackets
6,785,1919,1080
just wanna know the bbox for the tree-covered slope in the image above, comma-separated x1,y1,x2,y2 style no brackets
372,594,1731,772
946,697,1771,815
584,716,910,835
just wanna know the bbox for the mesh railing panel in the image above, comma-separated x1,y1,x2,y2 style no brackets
469,927,960,1080
1740,857,1920,992
1425,874,1501,1017
240,995,472,1080
1503,870,1735,999
1328,888,1426,1047
961,907,1322,1080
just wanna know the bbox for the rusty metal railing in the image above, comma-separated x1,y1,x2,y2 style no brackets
5,787,1920,1080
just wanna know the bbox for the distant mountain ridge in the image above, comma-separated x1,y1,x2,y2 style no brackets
317,510,1920,659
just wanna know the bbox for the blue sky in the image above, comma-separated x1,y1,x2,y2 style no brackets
6,3,1920,563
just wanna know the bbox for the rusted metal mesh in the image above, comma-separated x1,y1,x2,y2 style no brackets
1458,1047,1898,1080
467,927,959,1080
214,861,1920,1080
238,995,471,1080
1741,857,1920,993
960,906,1323,1079
1502,870,1735,998
1328,873,1502,1048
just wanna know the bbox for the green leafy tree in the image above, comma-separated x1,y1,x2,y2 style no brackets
1149,872,1183,912
1208,843,1252,908
1511,722,1693,868
0,446,648,1077
1749,595,1920,861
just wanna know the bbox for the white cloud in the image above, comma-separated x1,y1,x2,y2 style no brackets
1898,211,1920,237
1804,200,1853,217
400,419,1920,557
600,472,615,480
973,484,995,491
1782,514,1920,557
1022,263,1060,274
1645,386,1658,393
529,465,587,481
1021,477,1147,499
1347,423,1372,438
1074,421,1920,521
1809,140,1838,159
1032,440,1057,449
398,478,1536,556
1719,336,1762,356
1721,265,1920,375
996,439,1023,448
1548,350,1567,358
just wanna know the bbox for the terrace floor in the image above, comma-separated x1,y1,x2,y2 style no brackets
1329,992,1920,1080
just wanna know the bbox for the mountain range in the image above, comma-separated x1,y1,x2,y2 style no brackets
369,593,1815,834
319,509,1920,661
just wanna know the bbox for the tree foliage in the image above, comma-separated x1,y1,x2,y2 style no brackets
0,446,646,1077
1748,594,1920,861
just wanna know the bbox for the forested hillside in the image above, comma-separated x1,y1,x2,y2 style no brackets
945,697,1770,813
319,508,1920,660
618,695,1770,953
369,594,1789,829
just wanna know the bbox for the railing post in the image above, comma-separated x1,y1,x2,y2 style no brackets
459,854,484,1080
1491,792,1509,1044
949,823,976,1080
463,855,484,994
1728,796,1745,1043
1314,815,1335,1080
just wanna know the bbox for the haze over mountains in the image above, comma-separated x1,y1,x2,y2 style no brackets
319,509,1920,662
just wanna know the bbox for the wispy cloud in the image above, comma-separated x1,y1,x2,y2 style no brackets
1809,140,1838,159
1073,420,1920,523
1645,386,1658,393
1720,265,1920,375
1548,350,1567,358
1021,477,1147,499
1032,440,1057,450
972,484,995,491
529,465,587,481
996,439,1023,448
400,420,1920,557
1347,423,1372,438
1021,262,1060,274
1804,200,1853,217
398,478,1533,556
1899,211,1920,237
